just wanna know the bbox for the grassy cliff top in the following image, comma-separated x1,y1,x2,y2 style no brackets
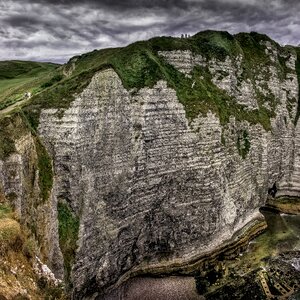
0,30,298,133
0,60,60,110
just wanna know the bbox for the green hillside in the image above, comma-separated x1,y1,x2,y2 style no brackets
0,60,60,110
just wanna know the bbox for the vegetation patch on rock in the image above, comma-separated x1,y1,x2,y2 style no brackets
0,113,30,160
57,201,80,285
0,202,66,299
236,130,251,159
34,137,53,203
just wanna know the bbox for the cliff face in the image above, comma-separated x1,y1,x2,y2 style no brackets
0,31,299,298
0,115,64,279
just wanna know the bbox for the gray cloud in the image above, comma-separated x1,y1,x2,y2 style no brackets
25,0,189,9
0,0,299,63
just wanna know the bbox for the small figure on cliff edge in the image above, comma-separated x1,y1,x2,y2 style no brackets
24,91,32,99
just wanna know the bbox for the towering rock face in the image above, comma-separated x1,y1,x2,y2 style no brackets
0,32,299,298
37,44,298,297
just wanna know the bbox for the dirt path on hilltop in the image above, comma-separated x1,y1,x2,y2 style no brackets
0,98,29,116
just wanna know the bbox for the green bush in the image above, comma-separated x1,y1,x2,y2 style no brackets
22,237,38,259
0,113,30,160
0,203,12,219
0,118,16,160
37,277,66,300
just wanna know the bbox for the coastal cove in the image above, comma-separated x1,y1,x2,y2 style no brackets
103,201,300,299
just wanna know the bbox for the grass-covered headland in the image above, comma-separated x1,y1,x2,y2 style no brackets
17,30,299,132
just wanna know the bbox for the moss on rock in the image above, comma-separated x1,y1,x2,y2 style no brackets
57,201,80,285
34,137,53,203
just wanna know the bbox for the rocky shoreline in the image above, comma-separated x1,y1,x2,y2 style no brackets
101,215,267,299
102,201,300,300
266,197,300,215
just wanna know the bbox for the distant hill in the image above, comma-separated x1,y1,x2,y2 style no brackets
0,60,59,80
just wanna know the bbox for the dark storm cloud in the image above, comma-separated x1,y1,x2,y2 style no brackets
26,0,189,9
200,0,293,24
0,0,299,63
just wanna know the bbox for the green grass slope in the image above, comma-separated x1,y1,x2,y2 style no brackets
0,60,60,110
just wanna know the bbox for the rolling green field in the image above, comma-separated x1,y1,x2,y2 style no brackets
0,60,60,110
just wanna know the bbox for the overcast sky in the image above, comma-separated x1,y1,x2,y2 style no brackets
0,0,299,63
